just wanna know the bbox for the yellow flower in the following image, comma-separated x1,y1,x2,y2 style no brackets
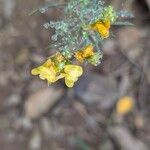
54,52,65,62
62,65,83,88
31,59,58,83
116,96,134,115
91,20,111,38
75,45,94,63
82,45,94,58
74,51,84,63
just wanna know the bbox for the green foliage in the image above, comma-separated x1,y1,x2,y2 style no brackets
41,0,132,54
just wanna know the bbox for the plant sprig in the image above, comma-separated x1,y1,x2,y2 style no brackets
31,0,133,87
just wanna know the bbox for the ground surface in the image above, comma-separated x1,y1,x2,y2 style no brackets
0,0,149,150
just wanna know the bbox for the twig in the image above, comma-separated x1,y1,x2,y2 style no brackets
29,2,67,16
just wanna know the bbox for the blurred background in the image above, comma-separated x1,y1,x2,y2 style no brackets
0,0,149,149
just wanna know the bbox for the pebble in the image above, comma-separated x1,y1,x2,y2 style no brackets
29,129,42,150
25,87,63,119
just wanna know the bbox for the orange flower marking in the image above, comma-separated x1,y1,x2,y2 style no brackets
74,45,94,63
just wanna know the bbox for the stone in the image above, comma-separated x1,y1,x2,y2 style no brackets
25,87,63,119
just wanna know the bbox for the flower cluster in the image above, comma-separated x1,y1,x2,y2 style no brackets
31,0,132,87
31,52,83,87
31,44,102,87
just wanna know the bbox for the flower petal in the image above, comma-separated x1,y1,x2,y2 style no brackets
116,96,134,115
64,65,83,77
74,51,84,63
31,68,40,75
65,78,74,88
82,45,94,58
64,75,77,88
96,23,109,38
91,21,110,38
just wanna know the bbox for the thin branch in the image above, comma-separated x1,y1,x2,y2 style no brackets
29,2,67,16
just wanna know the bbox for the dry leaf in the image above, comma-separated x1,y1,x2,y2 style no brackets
25,87,63,119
